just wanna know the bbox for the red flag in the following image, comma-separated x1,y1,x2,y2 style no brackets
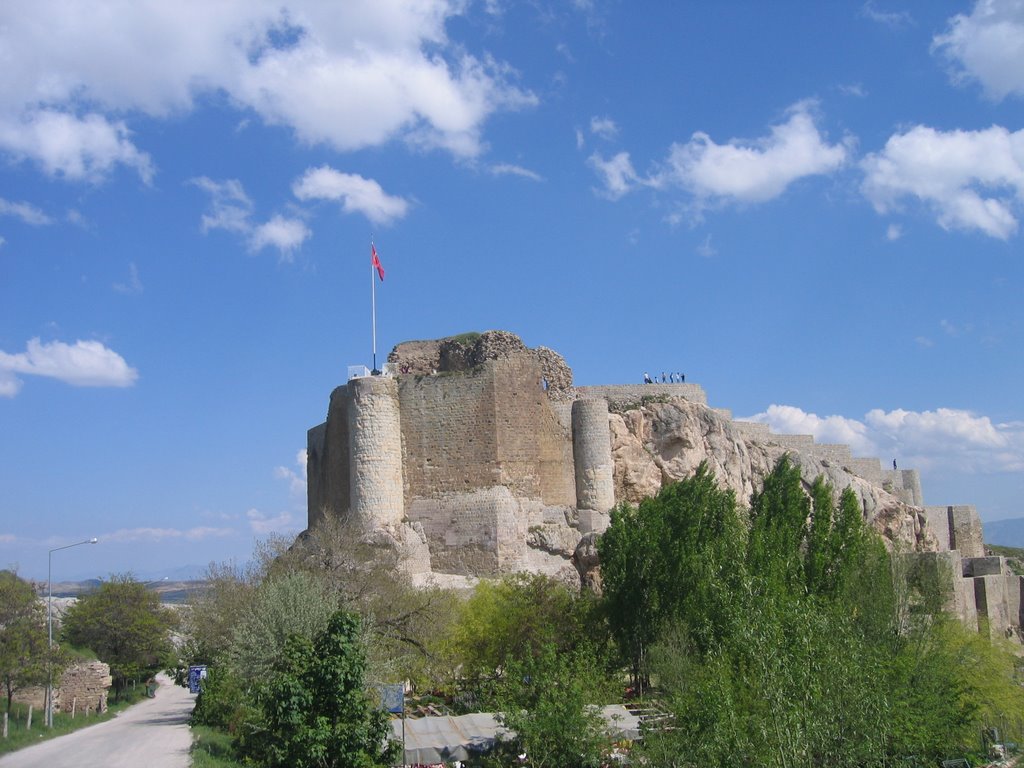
371,243,385,281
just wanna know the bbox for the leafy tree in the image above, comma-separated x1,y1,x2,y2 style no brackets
494,643,609,768
598,462,745,683
0,570,58,714
238,610,399,768
449,572,605,703
226,570,337,684
61,574,177,697
747,454,810,596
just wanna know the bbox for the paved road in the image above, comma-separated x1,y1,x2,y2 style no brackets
0,673,195,768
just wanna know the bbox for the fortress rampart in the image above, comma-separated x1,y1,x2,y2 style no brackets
305,331,1019,642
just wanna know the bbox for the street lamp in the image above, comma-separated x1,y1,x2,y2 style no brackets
46,537,98,727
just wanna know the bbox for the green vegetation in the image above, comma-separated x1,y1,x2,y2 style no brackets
61,574,178,699
0,570,60,714
184,461,1024,767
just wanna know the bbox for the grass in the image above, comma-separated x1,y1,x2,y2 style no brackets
190,724,245,767
986,544,1024,576
0,690,145,755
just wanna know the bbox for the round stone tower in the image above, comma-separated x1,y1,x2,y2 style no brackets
572,398,615,532
347,375,405,528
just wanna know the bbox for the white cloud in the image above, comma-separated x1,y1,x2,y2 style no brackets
0,110,154,183
588,151,643,199
113,262,144,295
0,197,52,226
748,404,876,456
489,162,543,181
246,508,299,535
696,234,717,258
191,177,253,235
0,337,138,396
292,166,410,225
0,1,535,178
250,215,311,258
589,115,619,140
886,223,903,240
747,403,1024,474
661,103,849,205
191,177,309,258
933,0,1024,100
101,526,234,543
275,449,308,497
861,1,914,28
861,124,1024,239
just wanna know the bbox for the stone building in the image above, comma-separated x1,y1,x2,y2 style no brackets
305,331,1021,641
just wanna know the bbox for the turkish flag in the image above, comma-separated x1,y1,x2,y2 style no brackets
371,244,385,281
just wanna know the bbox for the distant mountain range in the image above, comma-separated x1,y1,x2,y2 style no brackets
983,517,1024,548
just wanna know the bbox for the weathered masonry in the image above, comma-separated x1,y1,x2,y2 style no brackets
305,331,1021,643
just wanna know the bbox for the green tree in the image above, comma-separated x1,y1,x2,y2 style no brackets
239,610,399,768
495,643,609,768
61,574,177,697
598,462,745,684
0,570,55,714
226,570,337,684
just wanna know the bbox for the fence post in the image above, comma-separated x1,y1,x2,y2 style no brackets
71,697,77,719
3,711,7,738
26,705,32,731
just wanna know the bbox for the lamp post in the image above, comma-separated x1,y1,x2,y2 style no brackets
46,537,98,727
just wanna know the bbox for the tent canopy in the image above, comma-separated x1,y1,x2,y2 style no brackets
389,705,641,764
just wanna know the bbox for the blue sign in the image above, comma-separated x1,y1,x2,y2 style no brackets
188,665,208,694
378,683,404,714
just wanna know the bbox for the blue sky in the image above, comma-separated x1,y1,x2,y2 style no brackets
2,0,1024,581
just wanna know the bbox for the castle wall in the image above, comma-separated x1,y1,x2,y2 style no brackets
572,398,615,528
922,506,953,551
349,376,404,528
901,469,923,506
578,383,708,407
399,366,499,498
491,356,576,506
307,386,352,527
949,505,985,558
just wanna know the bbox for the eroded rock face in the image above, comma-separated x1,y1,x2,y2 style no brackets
608,399,937,553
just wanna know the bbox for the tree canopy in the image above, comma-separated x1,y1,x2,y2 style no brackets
61,574,177,696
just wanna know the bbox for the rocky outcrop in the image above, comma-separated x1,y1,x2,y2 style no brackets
608,399,937,553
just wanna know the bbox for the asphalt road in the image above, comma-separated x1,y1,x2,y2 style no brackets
0,673,195,768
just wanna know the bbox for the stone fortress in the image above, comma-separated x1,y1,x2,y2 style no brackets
306,331,1022,643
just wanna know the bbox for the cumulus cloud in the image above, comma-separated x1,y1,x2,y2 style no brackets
0,197,52,226
0,1,535,179
191,177,310,258
292,166,410,225
250,215,312,259
861,124,1024,239
661,103,849,205
746,403,1024,473
275,449,308,497
589,103,848,208
933,0,1024,100
0,337,138,396
0,110,154,183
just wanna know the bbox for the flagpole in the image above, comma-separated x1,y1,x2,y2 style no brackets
371,238,377,374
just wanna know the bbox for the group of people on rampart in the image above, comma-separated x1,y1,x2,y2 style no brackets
643,371,684,384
